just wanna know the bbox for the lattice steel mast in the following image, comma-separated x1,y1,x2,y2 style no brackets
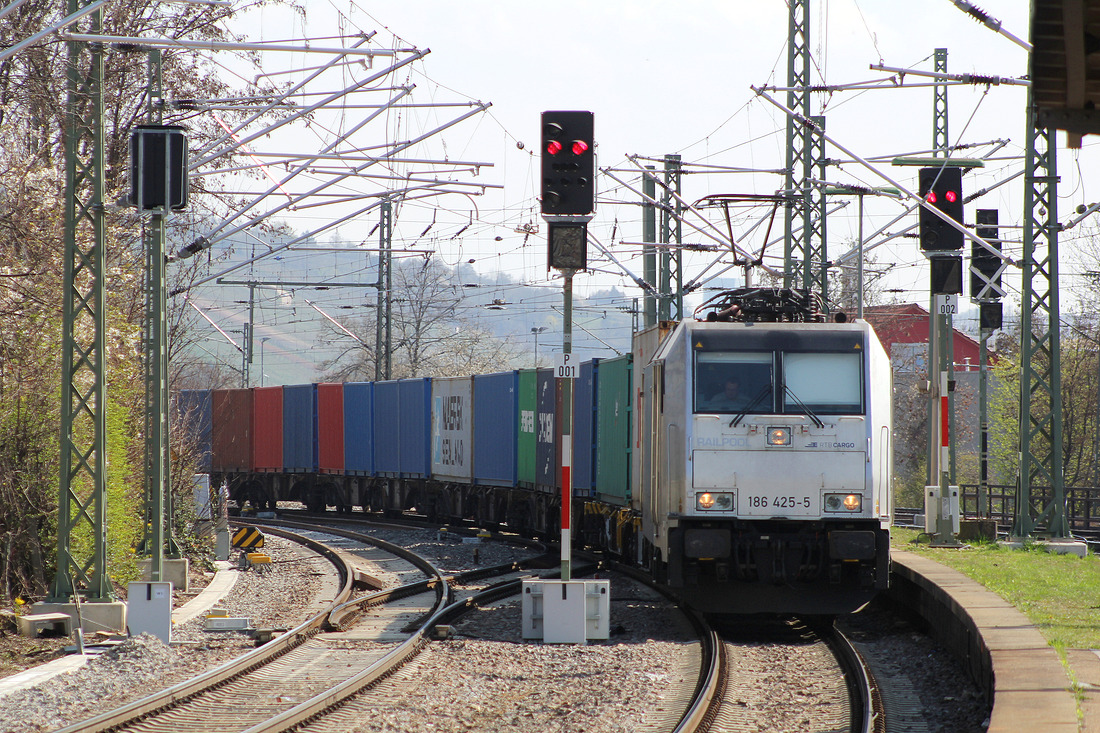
783,0,827,301
1014,108,1067,538
49,0,112,602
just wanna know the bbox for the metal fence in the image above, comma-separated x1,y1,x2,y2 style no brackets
957,484,1100,534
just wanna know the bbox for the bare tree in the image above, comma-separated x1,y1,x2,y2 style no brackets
320,257,520,380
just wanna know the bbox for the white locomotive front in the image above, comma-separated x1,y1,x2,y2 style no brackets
636,295,892,615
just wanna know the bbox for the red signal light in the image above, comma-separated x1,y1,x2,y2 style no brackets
927,191,938,204
547,140,563,156
571,140,589,155
945,190,958,203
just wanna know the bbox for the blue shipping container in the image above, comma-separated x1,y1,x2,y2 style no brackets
572,360,598,496
373,381,401,476
175,389,212,474
282,384,317,473
343,382,374,475
472,371,517,487
399,378,431,478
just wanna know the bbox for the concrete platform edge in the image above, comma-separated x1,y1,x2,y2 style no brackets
890,550,1079,732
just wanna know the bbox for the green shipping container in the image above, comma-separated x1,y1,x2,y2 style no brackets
595,354,632,504
517,368,537,487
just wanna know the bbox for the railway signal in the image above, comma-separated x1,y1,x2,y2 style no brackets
540,110,595,216
971,208,1004,300
130,125,189,210
918,166,964,251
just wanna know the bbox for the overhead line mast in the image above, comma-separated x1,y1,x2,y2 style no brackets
783,0,828,303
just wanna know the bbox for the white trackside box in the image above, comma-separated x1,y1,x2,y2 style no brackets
521,579,610,644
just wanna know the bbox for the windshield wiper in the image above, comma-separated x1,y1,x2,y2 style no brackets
730,384,772,428
783,385,825,428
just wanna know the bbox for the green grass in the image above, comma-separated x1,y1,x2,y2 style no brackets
892,528,1100,651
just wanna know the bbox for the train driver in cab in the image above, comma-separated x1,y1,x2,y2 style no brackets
704,376,748,411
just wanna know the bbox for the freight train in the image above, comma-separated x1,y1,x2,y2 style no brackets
177,288,892,614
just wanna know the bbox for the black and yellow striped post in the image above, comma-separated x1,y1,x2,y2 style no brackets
231,526,265,551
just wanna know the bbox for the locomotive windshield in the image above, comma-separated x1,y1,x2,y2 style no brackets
695,352,773,413
783,352,863,415
694,348,864,415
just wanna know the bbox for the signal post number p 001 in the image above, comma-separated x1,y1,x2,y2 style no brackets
555,353,577,380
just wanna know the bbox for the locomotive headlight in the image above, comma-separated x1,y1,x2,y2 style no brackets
767,427,791,446
696,492,733,511
824,493,862,512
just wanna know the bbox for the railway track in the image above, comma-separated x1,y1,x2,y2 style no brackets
676,616,881,733
50,519,550,733
42,514,900,733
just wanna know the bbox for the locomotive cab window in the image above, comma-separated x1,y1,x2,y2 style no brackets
695,352,773,413
782,352,863,415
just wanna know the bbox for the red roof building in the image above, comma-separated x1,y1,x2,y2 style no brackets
861,303,990,373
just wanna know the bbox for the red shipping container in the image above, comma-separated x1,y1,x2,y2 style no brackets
211,389,252,473
317,383,344,473
253,386,284,472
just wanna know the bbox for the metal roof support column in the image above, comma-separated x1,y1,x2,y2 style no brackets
1014,108,1067,538
49,0,113,602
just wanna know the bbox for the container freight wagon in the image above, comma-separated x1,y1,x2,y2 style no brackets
175,389,212,474
472,371,518,489
343,382,373,477
516,369,536,488
317,383,344,475
252,386,283,473
572,360,598,497
283,383,317,474
190,287,891,617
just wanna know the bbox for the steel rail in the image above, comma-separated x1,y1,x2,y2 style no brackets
670,606,724,733
607,560,723,733
52,524,355,733
242,552,587,732
823,620,884,733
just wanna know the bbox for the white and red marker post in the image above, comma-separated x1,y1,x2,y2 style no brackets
557,275,577,581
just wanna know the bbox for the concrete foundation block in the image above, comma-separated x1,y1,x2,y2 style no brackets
30,601,126,635
139,558,190,592
17,613,72,638
999,538,1088,558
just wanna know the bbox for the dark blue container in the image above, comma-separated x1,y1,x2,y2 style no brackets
282,383,317,473
572,360,599,496
343,382,374,475
373,381,401,477
399,378,431,478
472,371,518,487
535,368,557,493
174,389,212,473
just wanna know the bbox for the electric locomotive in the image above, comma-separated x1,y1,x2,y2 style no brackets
633,289,892,615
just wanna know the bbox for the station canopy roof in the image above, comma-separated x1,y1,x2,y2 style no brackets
1031,0,1100,141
